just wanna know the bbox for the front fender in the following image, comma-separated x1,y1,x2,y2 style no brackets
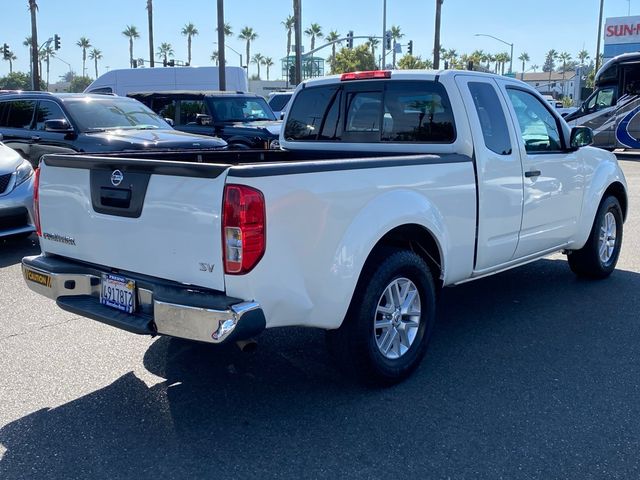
573,147,628,249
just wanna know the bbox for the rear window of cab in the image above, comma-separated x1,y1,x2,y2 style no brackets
284,80,456,144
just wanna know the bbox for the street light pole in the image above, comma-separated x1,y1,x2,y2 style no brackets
596,0,605,72
475,33,514,74
434,0,443,69
293,0,302,85
382,0,387,69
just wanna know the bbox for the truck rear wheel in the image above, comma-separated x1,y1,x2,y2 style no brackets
568,195,623,279
326,248,437,385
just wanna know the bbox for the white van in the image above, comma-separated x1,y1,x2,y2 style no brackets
84,66,248,96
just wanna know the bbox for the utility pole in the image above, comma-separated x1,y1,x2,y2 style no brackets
595,0,604,72
294,0,302,85
433,0,443,69
382,0,387,69
217,0,226,90
147,0,154,67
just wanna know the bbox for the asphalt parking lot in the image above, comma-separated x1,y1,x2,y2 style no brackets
1,160,639,479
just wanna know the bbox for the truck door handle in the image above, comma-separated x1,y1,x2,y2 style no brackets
525,170,541,178
31,135,41,142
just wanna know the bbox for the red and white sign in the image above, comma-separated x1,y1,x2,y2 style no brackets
605,16,640,44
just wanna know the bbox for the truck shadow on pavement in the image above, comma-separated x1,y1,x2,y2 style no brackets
2,258,640,478
0,235,39,268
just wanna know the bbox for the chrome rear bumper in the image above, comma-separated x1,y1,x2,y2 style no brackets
22,255,265,344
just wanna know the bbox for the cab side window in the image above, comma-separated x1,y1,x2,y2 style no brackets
586,87,616,112
35,101,67,130
507,89,563,153
468,82,512,155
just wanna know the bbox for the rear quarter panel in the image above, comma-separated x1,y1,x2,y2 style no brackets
224,160,477,330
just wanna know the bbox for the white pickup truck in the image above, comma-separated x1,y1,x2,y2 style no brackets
22,70,628,384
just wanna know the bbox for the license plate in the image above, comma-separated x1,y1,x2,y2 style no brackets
100,274,136,314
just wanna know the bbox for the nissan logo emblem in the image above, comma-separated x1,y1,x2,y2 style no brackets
111,170,124,187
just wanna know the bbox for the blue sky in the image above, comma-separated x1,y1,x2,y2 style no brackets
1,0,637,82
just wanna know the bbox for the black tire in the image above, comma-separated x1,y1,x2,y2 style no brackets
326,248,437,386
568,195,623,279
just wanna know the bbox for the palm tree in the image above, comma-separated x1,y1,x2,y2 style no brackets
558,52,572,96
545,49,558,85
181,22,199,65
577,49,590,66
89,48,102,78
217,22,233,38
531,64,539,72
146,0,154,67
122,25,140,68
238,27,258,75
390,25,404,68
3,51,16,74
518,52,530,79
446,49,458,68
28,0,40,90
210,50,219,66
325,30,340,66
495,52,509,75
41,45,54,88
251,53,265,79
469,50,484,69
367,36,380,65
282,15,295,57
76,37,91,77
305,23,323,51
262,56,274,80
156,42,174,65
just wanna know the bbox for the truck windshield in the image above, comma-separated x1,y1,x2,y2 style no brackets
64,97,171,132
210,97,276,122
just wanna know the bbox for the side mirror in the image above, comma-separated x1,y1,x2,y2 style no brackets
570,126,593,150
44,119,74,133
280,111,285,120
164,117,174,126
196,114,213,126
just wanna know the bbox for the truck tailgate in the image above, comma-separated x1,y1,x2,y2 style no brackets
37,156,229,291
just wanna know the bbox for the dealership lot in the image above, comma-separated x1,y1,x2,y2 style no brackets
0,159,639,479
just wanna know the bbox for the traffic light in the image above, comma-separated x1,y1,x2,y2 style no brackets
347,31,354,49
132,59,138,68
2,44,9,60
168,59,175,67
385,31,392,50
54,34,61,50
288,65,296,85
407,40,413,56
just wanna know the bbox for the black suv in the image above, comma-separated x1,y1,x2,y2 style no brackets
128,91,282,149
0,92,227,166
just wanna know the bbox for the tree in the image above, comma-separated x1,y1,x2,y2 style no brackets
147,0,154,67
367,36,380,65
0,71,44,90
326,30,340,65
390,25,404,68
28,0,40,90
216,22,233,38
543,49,557,72
156,42,174,65
305,23,323,51
59,70,75,82
122,25,140,68
76,37,91,77
531,64,539,72
282,15,295,57
3,51,17,74
238,27,258,75
251,53,265,79
577,49,590,66
210,50,219,66
518,52,530,77
397,54,431,69
89,48,102,78
331,45,376,74
495,52,510,75
41,45,54,88
181,23,199,65
68,75,92,93
262,56,274,80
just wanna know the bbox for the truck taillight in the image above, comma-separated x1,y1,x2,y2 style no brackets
222,184,266,274
33,167,41,237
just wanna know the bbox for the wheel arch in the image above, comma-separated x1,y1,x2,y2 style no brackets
604,181,628,221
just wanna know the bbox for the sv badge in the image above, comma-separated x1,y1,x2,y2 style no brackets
199,263,215,273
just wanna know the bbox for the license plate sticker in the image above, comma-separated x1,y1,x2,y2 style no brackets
100,274,136,314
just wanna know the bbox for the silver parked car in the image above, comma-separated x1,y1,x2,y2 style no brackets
0,135,35,238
